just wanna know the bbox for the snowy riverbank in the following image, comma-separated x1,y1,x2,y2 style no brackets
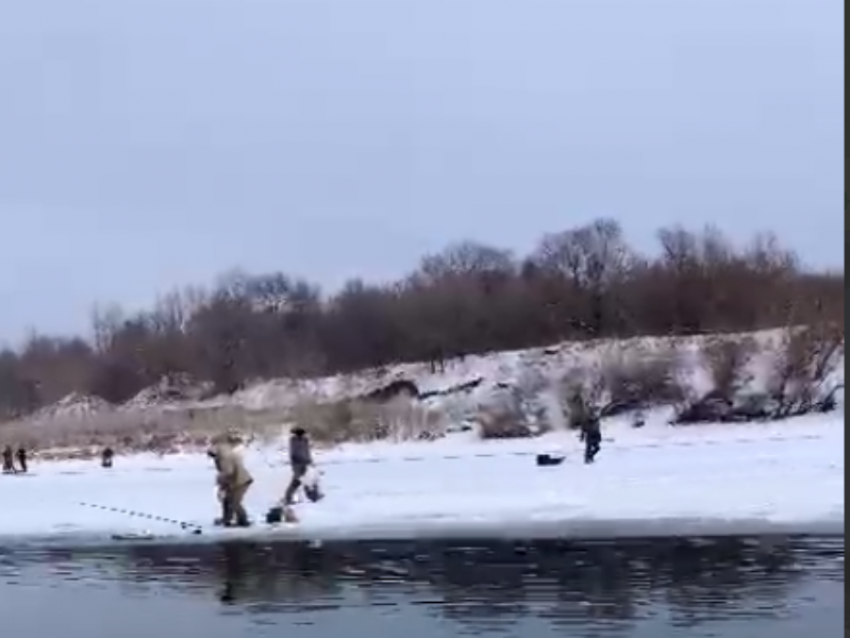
4,326,844,457
0,413,843,545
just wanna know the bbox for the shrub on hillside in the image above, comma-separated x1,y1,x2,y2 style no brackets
767,323,844,418
673,326,844,425
704,336,757,399
555,367,604,428
476,407,535,439
475,381,555,440
549,345,684,426
601,347,685,416
672,337,760,425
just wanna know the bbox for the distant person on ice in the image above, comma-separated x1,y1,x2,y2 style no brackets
283,426,321,506
580,414,602,464
2,445,15,474
570,393,602,464
15,447,27,473
208,432,254,527
266,426,320,525
101,447,114,468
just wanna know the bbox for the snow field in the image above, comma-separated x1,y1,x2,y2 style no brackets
0,415,843,545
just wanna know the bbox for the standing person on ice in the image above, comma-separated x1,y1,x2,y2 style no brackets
2,445,15,474
283,426,318,506
208,432,254,527
266,426,321,525
570,393,603,464
15,446,28,473
580,413,603,464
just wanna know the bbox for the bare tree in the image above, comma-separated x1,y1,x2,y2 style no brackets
532,219,636,335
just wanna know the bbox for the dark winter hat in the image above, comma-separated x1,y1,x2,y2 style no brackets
292,426,307,436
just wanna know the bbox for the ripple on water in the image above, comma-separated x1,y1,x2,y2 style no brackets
0,536,844,637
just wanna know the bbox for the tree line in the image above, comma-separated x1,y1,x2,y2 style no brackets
0,219,843,418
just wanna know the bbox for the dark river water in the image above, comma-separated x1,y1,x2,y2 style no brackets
0,536,843,637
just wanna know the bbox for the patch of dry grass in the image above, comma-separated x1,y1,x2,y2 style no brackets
0,397,449,459
286,398,447,445
0,406,288,459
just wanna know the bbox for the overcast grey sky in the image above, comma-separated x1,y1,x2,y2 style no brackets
0,0,844,344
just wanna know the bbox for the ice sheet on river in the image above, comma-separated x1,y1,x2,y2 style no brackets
0,416,843,546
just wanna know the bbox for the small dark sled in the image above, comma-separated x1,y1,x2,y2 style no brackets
265,506,299,525
536,453,565,467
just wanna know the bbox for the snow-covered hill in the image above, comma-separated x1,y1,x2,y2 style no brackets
13,328,844,436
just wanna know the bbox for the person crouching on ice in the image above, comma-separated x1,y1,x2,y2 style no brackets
208,432,254,527
283,427,317,506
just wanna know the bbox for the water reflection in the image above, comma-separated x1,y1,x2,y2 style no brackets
0,536,844,636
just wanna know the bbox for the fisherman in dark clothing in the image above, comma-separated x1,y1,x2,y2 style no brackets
15,447,27,473
2,445,15,474
266,427,323,524
283,427,315,506
569,392,602,464
101,447,114,468
580,416,603,464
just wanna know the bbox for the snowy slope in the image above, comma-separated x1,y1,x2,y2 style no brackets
0,413,842,545
198,328,844,413
16,328,842,454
